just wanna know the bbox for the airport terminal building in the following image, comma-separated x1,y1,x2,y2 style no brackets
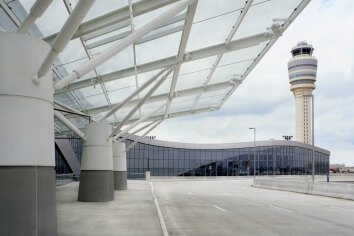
55,137,330,178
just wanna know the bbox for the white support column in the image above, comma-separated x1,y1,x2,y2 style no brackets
78,122,114,202
0,32,56,235
54,0,196,91
113,142,127,190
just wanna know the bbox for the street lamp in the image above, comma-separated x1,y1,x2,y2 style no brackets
249,127,256,178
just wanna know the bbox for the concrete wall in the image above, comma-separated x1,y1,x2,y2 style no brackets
252,178,354,201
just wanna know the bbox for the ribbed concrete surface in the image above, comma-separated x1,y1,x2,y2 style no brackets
57,180,162,236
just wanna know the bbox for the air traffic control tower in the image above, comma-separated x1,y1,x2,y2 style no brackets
287,42,318,144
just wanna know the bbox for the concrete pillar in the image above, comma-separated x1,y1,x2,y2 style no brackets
0,32,57,235
78,122,114,202
113,142,127,190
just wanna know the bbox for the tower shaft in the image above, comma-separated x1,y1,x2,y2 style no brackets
293,88,313,144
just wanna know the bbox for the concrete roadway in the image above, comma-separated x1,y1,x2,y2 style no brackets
152,178,354,236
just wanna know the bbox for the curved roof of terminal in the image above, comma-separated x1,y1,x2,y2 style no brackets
127,135,330,154
0,0,309,135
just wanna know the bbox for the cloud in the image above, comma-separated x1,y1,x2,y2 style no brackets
150,0,354,166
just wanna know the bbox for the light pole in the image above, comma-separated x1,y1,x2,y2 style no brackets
249,128,256,178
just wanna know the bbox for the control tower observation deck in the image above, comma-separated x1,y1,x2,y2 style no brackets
287,42,318,144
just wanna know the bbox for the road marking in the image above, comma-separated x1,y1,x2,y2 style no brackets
213,204,227,212
268,205,292,213
187,192,194,195
332,206,354,212
150,182,169,236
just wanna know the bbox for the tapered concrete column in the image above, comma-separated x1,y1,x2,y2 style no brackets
113,142,127,190
0,32,57,235
78,122,114,202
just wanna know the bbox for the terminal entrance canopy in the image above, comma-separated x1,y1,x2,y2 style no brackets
1,0,311,137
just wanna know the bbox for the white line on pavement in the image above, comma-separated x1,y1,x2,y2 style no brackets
187,192,194,195
150,182,169,236
268,205,293,213
213,204,227,212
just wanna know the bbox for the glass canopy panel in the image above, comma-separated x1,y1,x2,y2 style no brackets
12,0,308,128
77,86,103,98
133,2,186,29
95,45,135,75
179,55,217,75
170,100,195,113
104,75,137,92
195,95,225,109
84,25,131,45
108,86,138,105
135,31,182,65
135,69,163,84
211,60,253,84
233,0,303,40
172,94,197,105
70,0,128,22
140,100,167,111
54,93,81,110
187,13,239,52
176,70,209,91
79,93,107,109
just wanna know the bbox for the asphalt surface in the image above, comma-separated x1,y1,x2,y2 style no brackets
152,178,354,236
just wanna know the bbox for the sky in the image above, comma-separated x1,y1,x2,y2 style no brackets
149,0,354,166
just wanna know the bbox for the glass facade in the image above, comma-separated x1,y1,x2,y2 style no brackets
55,137,83,174
126,140,330,178
54,138,329,177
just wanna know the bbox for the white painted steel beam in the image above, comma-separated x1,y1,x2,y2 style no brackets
54,110,85,139
17,0,53,33
85,14,186,49
55,31,276,94
54,105,214,136
62,0,115,123
192,0,253,111
81,19,131,41
86,80,233,115
100,68,168,122
35,0,95,80
120,120,158,141
117,103,166,138
128,0,141,116
54,100,88,117
43,0,179,42
164,0,197,118
109,68,173,138
125,119,164,152
54,0,196,91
